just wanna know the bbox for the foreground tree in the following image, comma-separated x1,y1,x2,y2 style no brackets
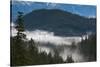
11,12,27,66
15,11,26,39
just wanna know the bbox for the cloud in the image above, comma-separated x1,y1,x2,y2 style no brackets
10,22,17,37
11,22,90,46
11,23,83,46
46,2,58,8
11,0,34,6
21,1,33,6
88,15,96,18
11,22,91,46
24,30,83,46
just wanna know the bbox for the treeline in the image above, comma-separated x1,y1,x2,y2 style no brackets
11,12,74,66
78,34,96,61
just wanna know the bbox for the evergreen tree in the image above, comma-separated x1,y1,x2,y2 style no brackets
11,11,27,66
53,49,63,63
15,11,26,39
79,34,96,61
65,55,74,63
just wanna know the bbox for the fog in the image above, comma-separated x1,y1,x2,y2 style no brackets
11,22,89,62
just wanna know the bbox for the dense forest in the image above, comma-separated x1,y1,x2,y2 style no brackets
11,12,96,66
78,34,96,61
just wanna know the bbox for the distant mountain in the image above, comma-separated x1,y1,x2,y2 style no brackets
19,9,96,36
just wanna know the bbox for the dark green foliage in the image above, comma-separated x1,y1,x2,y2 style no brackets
65,55,74,63
70,42,77,50
15,12,25,32
11,36,66,66
78,34,96,61
11,36,28,66
15,12,26,39
52,49,64,64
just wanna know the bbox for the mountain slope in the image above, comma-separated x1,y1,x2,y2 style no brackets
20,9,96,36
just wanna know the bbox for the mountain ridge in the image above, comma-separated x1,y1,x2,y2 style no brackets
18,9,96,36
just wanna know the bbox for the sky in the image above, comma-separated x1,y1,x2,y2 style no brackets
11,0,97,5
11,0,96,22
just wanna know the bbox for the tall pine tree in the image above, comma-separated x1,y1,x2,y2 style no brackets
15,11,26,39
